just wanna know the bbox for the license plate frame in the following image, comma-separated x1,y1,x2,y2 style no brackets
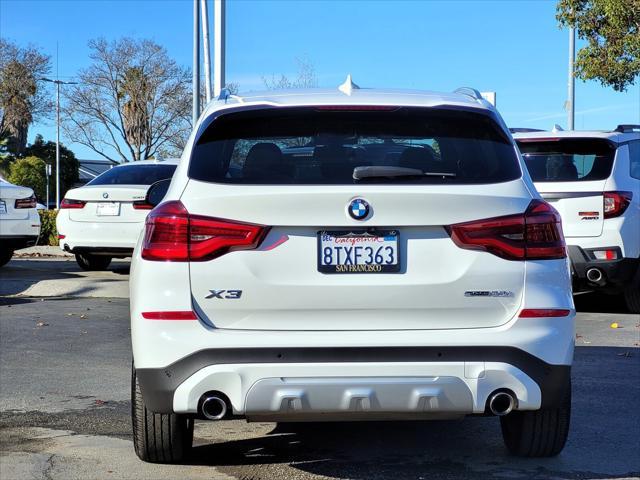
317,230,400,274
96,202,120,216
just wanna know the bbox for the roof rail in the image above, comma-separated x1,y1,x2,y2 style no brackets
509,128,545,134
453,87,484,101
614,124,640,133
217,88,242,104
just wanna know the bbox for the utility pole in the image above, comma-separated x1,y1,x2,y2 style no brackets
193,0,201,125
40,77,76,209
213,0,225,98
45,163,51,208
201,0,212,102
568,26,575,130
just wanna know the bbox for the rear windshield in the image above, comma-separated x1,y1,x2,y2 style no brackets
189,107,521,185
87,164,176,186
517,138,615,182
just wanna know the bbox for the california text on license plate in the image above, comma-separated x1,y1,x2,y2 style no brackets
317,230,400,274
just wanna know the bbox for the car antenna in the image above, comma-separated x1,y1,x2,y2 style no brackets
338,74,360,96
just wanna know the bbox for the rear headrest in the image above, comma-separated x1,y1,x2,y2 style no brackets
243,143,291,181
398,147,436,171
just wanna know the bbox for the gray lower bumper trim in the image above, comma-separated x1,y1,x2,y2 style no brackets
135,346,571,413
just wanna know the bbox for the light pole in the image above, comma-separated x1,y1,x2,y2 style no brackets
40,77,77,209
45,163,51,208
568,26,575,130
193,0,201,125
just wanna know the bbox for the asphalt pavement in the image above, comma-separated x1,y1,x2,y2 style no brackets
0,258,639,480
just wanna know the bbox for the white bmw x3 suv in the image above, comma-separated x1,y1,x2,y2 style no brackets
513,126,640,312
57,159,178,270
130,84,574,463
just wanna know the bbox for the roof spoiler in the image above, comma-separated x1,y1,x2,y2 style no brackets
614,124,640,133
509,128,545,133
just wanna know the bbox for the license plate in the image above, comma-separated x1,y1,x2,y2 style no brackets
96,202,120,216
0,200,6,214
318,230,400,274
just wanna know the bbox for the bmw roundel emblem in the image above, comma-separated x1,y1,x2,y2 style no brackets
102,192,109,199
348,198,370,220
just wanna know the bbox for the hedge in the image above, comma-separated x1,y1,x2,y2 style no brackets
38,210,59,246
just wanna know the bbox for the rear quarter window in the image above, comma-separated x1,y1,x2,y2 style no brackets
88,164,177,186
189,107,521,185
628,140,640,180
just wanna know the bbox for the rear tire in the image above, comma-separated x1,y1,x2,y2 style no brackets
624,286,640,314
131,364,193,463
0,249,13,267
75,253,112,271
500,382,571,457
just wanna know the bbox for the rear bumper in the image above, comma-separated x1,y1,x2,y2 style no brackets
0,234,40,250
63,246,134,258
56,213,143,254
136,346,571,417
568,245,639,292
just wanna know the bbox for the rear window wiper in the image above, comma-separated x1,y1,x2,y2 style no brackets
353,166,456,180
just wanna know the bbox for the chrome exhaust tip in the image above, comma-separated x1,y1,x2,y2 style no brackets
488,391,516,416
586,267,605,285
200,395,228,421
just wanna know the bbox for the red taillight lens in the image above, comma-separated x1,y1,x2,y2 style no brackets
141,200,269,262
141,201,189,261
603,191,632,219
15,195,36,209
447,200,566,260
132,200,154,210
60,198,86,209
519,308,571,318
141,310,198,320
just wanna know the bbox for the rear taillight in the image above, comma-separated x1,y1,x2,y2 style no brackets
141,311,198,320
603,191,632,219
15,195,36,209
447,200,566,260
519,308,571,318
132,200,154,210
141,200,269,262
60,198,86,209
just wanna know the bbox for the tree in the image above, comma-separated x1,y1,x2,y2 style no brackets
262,56,318,90
557,0,640,92
24,134,79,200
0,39,52,155
7,156,47,200
64,37,192,162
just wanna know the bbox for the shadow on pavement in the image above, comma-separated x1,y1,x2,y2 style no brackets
184,346,639,480
574,292,628,314
0,260,79,297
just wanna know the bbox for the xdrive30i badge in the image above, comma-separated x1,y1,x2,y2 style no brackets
464,290,514,297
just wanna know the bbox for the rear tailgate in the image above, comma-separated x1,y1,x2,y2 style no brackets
535,181,606,237
183,182,531,332
518,137,615,238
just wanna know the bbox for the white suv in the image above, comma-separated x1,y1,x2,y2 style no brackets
130,85,575,463
514,126,640,312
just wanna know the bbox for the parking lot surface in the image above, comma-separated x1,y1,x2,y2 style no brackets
1,258,639,479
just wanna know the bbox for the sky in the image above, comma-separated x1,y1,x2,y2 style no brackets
1,0,639,160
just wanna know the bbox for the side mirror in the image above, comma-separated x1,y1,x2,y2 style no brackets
145,178,171,208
